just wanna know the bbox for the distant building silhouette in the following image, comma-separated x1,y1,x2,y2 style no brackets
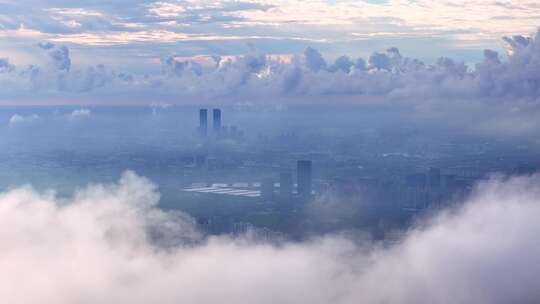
261,178,275,201
199,109,208,137
230,125,240,139
297,160,312,200
405,173,426,188
404,173,427,209
516,164,536,175
195,154,207,168
279,169,293,201
442,174,456,188
213,108,222,133
428,167,441,188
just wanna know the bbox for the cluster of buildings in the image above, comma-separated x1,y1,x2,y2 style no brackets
198,108,243,139
183,159,314,203
261,159,313,202
191,108,314,202
402,167,468,210
184,108,540,236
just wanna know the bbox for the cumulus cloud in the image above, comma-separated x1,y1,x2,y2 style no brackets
8,114,39,126
327,55,353,73
369,51,392,71
304,47,327,72
39,43,71,71
1,171,540,303
1,29,540,112
37,41,55,50
2,43,125,94
0,58,15,73
69,108,91,118
161,56,203,77
1,31,539,140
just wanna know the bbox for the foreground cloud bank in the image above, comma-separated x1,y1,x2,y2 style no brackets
1,171,540,303
1,29,540,104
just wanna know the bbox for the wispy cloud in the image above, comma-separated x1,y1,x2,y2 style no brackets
49,31,326,46
1,1,538,49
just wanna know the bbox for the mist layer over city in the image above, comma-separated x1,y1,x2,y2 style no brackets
1,1,540,303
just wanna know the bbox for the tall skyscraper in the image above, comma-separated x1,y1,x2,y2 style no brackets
199,109,208,137
297,160,312,200
279,169,293,201
213,108,221,133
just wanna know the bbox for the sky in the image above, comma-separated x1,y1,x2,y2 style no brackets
0,0,539,104
1,3,540,302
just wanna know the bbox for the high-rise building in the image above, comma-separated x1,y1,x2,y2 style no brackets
213,108,221,133
199,109,208,136
261,178,275,201
279,169,293,201
297,160,312,200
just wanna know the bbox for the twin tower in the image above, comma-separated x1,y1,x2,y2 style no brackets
199,108,221,137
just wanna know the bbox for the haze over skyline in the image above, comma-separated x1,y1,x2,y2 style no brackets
1,2,540,304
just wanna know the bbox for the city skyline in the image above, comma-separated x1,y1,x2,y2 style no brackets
1,1,540,304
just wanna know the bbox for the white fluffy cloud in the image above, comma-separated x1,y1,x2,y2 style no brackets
1,171,540,303
1,29,540,106
8,113,39,126
69,108,91,118
0,58,15,73
37,42,71,71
